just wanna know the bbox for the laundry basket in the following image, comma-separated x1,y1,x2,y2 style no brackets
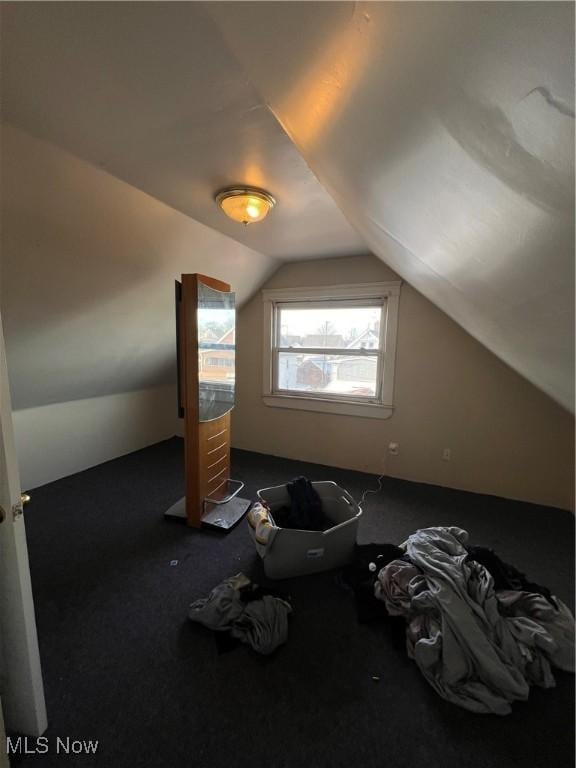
253,481,362,579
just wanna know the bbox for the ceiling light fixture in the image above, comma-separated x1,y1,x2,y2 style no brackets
215,187,276,225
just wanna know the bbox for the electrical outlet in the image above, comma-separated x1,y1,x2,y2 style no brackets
442,448,451,461
388,442,399,456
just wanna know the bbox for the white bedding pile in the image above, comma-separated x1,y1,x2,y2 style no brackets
375,527,575,715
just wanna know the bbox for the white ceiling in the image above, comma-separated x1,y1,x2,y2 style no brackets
1,1,574,412
1,123,278,410
0,1,365,261
208,0,575,412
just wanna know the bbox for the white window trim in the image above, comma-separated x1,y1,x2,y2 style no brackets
262,282,401,419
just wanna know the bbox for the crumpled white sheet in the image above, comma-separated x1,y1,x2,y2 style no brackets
376,527,575,715
189,572,292,655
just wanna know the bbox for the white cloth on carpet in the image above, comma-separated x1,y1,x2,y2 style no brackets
375,527,575,715
189,572,291,655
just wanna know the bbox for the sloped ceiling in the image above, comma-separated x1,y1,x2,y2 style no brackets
207,0,575,412
0,123,277,410
0,1,364,260
1,2,574,413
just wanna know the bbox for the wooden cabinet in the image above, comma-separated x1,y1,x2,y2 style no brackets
167,274,247,529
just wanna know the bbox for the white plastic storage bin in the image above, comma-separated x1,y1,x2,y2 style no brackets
254,481,362,579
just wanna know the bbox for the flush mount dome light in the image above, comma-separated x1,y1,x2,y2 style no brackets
215,187,276,225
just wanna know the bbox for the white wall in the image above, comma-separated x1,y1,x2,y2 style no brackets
13,386,179,490
0,123,277,410
234,255,575,510
0,124,277,487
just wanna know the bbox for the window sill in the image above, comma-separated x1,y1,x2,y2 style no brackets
263,394,394,420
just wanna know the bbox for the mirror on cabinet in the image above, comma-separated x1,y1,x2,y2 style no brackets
197,282,236,422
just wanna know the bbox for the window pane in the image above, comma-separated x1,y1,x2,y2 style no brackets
277,353,378,398
278,305,382,350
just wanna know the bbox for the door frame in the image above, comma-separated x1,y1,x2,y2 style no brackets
0,310,47,736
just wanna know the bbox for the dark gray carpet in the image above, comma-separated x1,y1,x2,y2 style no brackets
14,437,574,768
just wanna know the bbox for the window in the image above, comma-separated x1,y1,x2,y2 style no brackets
262,282,400,419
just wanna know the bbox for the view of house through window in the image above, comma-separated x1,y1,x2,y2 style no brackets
198,305,235,384
275,302,383,400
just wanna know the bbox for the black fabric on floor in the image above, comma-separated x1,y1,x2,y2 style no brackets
17,437,574,768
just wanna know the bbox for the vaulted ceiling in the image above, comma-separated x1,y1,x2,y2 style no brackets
0,1,363,260
207,1,575,411
1,1,574,411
